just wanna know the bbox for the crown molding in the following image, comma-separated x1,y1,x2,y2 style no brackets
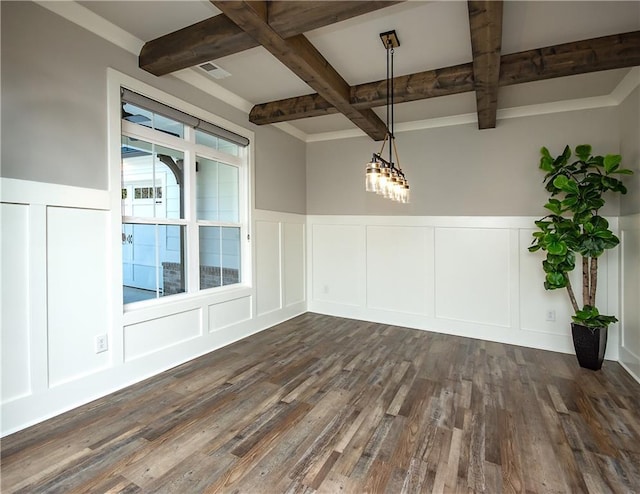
35,1,144,55
611,67,640,104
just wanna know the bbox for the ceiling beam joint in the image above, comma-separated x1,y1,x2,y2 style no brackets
211,0,388,140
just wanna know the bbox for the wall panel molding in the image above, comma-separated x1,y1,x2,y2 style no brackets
307,215,620,358
1,177,110,209
620,213,640,382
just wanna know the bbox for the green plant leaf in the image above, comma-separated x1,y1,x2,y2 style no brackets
579,237,605,258
540,155,554,172
613,168,634,175
572,304,618,328
575,144,591,161
561,196,578,208
545,272,566,288
552,175,569,189
552,175,579,193
603,154,622,173
546,240,567,256
544,200,562,215
590,216,609,229
594,229,613,239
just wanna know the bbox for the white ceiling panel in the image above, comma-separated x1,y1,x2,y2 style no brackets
307,1,473,84
79,1,220,42
210,46,315,104
290,113,359,135
498,69,632,109
502,1,640,54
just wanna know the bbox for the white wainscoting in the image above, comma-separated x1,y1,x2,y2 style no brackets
283,222,306,307
620,213,640,382
254,210,307,317
47,207,111,386
209,295,252,332
255,219,282,315
0,178,306,436
1,203,32,403
434,227,513,327
307,215,620,358
366,225,432,316
124,308,203,361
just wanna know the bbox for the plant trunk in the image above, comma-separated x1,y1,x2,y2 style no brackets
590,257,598,306
582,256,589,309
566,277,580,313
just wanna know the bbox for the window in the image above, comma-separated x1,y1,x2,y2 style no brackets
120,89,249,305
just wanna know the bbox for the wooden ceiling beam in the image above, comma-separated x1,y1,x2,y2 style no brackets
212,0,388,140
250,63,475,124
467,0,503,129
499,30,640,85
267,1,401,38
139,15,249,77
139,1,401,76
249,31,640,126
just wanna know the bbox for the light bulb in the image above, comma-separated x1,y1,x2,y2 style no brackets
365,161,381,193
377,167,390,195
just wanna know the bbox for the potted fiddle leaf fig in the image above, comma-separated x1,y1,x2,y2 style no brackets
529,144,633,370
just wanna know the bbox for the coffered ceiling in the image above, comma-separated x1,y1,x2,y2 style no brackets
79,1,640,140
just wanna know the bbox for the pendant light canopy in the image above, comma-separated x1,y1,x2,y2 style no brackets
365,30,409,204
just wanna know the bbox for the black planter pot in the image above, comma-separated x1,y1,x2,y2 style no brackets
571,323,608,370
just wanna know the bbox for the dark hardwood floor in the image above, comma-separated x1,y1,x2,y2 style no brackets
2,313,640,493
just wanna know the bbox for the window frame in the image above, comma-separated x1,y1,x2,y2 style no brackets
109,70,253,313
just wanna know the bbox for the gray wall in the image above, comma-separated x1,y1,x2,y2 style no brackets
619,86,640,216
254,125,306,214
307,107,621,216
1,1,306,213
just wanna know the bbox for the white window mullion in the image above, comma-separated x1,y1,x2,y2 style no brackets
184,134,199,293
151,143,157,219
154,224,161,297
240,145,250,285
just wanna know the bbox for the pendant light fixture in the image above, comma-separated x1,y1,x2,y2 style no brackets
365,30,409,203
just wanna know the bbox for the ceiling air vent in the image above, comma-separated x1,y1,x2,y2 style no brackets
197,62,231,80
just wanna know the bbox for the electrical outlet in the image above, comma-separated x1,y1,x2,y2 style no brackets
95,334,108,353
545,310,556,322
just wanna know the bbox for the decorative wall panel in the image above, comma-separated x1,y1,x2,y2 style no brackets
255,220,281,315
620,215,640,380
209,296,252,332
366,225,431,315
312,224,364,307
1,203,31,402
435,227,511,327
47,207,110,386
124,309,202,361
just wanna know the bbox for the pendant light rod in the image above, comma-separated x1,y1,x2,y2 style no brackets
388,43,393,167
364,29,409,204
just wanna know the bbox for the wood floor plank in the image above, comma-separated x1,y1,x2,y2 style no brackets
2,313,640,493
